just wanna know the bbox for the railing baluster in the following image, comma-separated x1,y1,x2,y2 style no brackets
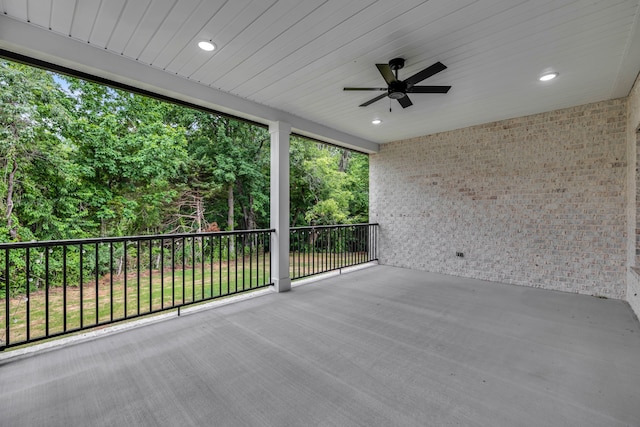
45,247,50,337
328,228,332,271
26,247,30,341
249,234,253,289
80,244,84,329
182,237,186,304
94,243,99,325
171,237,175,308
362,226,366,262
149,239,153,313
250,233,258,288
226,236,230,295
209,236,214,296
353,227,360,265
351,227,355,266
356,226,359,264
298,230,301,278
109,242,114,322
325,228,329,272
191,237,196,301
124,241,128,319
361,226,364,262
5,249,10,347
369,226,376,261
371,224,375,260
312,228,315,275
321,229,324,273
373,224,376,260
340,227,347,268
355,226,359,264
234,235,238,294
241,236,245,291
201,236,205,300
302,229,305,276
137,240,141,316
290,230,294,279
161,239,164,309
265,231,268,286
308,229,311,275
63,246,67,332
357,226,360,264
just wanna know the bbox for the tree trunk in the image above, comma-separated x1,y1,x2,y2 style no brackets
338,149,351,173
228,183,235,254
195,193,204,233
242,194,258,248
227,184,234,231
6,158,18,240
245,194,257,230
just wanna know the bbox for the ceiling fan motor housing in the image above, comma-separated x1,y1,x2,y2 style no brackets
389,57,405,70
388,80,407,99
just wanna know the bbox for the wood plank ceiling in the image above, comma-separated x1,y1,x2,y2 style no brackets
1,0,640,144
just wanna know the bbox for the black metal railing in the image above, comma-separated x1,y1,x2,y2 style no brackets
0,229,273,350
290,223,378,280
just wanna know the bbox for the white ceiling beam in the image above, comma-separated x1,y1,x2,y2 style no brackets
0,15,379,154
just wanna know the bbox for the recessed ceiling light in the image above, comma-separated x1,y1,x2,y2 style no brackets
539,72,558,82
198,41,215,51
372,119,382,125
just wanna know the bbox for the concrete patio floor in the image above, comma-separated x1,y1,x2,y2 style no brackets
1,265,639,426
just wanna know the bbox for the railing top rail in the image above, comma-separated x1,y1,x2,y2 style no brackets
290,223,378,232
0,228,276,249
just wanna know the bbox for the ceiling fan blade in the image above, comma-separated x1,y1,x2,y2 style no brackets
398,95,413,108
359,93,388,107
376,63,396,85
343,87,387,91
407,85,451,93
404,61,447,86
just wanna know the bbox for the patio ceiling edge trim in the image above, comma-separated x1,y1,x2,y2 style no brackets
0,15,378,154
613,3,640,97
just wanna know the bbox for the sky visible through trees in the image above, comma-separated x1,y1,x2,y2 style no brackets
0,59,369,243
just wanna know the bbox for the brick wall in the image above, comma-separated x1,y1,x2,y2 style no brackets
627,72,640,317
370,99,628,298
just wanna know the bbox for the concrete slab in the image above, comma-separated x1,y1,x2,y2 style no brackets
1,265,639,426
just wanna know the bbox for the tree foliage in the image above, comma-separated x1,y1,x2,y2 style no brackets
0,59,368,244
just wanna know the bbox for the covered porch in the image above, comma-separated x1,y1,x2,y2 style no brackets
2,265,639,426
2,2,640,425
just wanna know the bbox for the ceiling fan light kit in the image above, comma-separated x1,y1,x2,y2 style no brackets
197,41,215,51
539,72,558,81
344,57,451,109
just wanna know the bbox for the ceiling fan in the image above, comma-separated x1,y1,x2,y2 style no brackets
344,58,451,108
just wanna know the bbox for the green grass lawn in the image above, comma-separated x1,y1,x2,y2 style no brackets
0,251,368,347
1,255,271,346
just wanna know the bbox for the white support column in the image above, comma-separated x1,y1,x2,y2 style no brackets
270,121,291,292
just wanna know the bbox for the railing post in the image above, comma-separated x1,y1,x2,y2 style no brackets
269,121,291,292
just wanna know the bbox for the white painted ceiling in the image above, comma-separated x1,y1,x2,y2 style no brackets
1,0,640,148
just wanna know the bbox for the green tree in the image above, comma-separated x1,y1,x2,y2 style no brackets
1,59,369,241
168,111,270,233
63,79,188,236
343,151,369,224
0,60,84,241
290,138,368,226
